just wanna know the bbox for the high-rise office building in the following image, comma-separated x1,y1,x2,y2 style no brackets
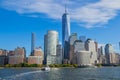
31,32,35,56
44,30,58,65
105,44,114,64
98,46,106,64
69,33,78,64
105,44,114,54
62,8,70,46
85,39,97,64
69,33,77,45
76,51,90,66
74,40,85,52
56,43,62,64
72,40,86,64
0,49,8,65
62,7,70,60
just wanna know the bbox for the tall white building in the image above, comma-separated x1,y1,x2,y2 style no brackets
76,51,90,66
44,30,58,65
105,44,115,64
72,40,86,64
85,39,97,64
74,40,85,52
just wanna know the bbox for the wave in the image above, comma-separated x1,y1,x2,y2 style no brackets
6,70,49,80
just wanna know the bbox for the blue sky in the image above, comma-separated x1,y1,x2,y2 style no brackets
0,0,120,56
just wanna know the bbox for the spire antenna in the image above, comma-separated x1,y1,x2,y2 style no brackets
65,0,68,13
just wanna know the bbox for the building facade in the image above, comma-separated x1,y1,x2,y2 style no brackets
62,9,70,60
56,43,62,64
85,39,97,65
0,49,8,65
105,44,114,64
28,47,44,64
8,47,26,64
31,32,35,56
76,51,90,66
68,33,78,64
44,30,58,65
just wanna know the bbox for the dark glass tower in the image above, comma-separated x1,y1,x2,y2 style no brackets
31,32,35,56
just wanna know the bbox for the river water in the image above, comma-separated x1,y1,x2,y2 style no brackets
0,67,120,80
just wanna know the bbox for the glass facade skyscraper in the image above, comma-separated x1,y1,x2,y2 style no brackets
62,10,70,46
31,32,35,56
62,9,70,60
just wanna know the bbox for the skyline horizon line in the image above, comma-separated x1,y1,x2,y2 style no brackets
0,30,119,53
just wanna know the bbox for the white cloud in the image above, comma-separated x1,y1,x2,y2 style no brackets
1,0,120,28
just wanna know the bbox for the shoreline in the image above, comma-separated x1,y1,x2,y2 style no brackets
0,66,120,69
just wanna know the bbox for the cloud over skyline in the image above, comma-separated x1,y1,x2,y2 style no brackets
1,0,120,28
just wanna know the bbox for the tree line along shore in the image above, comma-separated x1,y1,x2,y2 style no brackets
0,63,120,68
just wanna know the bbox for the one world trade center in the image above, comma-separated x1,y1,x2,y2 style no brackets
62,8,70,60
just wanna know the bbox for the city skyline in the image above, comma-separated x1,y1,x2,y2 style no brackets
0,0,120,56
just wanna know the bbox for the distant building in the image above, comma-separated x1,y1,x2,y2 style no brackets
72,40,86,64
0,49,8,65
44,30,58,65
62,7,70,47
98,46,105,64
62,7,70,61
56,43,62,64
68,33,78,64
8,51,15,56
94,41,98,52
76,51,90,66
0,49,8,56
44,34,47,64
8,47,26,64
28,56,43,64
69,33,78,46
28,47,44,64
105,44,114,64
74,40,85,52
31,32,35,56
85,39,97,64
0,49,2,55
33,47,43,57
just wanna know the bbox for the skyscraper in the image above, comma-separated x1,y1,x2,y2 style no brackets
31,32,35,56
69,33,77,63
62,7,70,46
69,33,77,45
44,30,58,65
85,39,97,64
62,5,70,60
105,44,114,64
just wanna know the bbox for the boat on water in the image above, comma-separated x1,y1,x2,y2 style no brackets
41,66,50,71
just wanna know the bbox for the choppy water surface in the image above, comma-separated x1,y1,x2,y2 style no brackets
0,67,120,80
